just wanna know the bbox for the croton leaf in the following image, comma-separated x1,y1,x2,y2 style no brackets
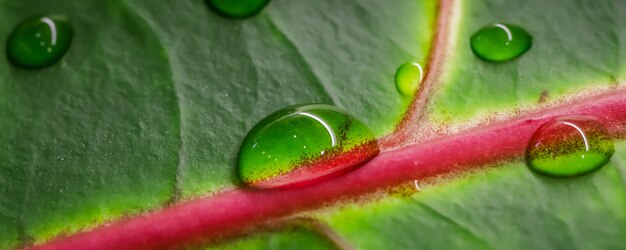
320,143,626,249
0,0,624,249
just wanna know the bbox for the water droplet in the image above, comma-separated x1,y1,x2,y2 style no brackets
526,117,614,177
470,23,532,62
7,15,73,69
206,0,270,19
238,104,379,188
395,61,423,96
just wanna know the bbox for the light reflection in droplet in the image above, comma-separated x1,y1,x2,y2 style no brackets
494,23,513,42
299,112,338,147
40,17,57,45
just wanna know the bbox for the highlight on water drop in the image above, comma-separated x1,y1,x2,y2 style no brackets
470,23,532,62
237,104,379,189
526,116,614,177
206,0,270,19
395,61,424,97
7,15,73,69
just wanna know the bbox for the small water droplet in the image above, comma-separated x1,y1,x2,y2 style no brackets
526,117,614,177
7,15,73,69
470,23,532,62
395,61,423,96
206,0,270,19
238,104,379,188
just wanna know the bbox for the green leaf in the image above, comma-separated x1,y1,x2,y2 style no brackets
0,0,436,247
314,0,626,248
0,0,180,246
126,0,436,196
2,0,626,249
212,0,626,248
429,0,626,124
320,141,626,249
206,224,338,250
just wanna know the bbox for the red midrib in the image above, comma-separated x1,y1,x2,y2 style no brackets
30,89,626,250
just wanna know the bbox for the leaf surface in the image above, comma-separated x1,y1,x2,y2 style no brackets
0,0,436,247
197,0,626,248
2,0,626,249
0,0,180,246
319,141,626,249
429,0,626,127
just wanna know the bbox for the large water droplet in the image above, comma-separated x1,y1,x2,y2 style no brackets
7,15,73,69
395,61,424,96
238,104,379,188
526,117,614,177
206,0,270,19
470,23,532,62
